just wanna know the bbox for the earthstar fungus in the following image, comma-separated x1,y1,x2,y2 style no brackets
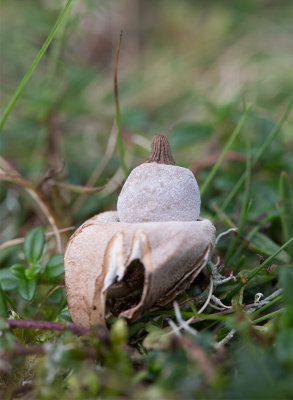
64,135,216,327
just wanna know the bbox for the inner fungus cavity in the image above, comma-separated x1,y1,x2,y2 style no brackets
107,259,145,315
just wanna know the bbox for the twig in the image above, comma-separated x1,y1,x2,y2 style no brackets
213,274,235,287
214,228,238,248
52,182,104,194
173,301,197,336
99,158,133,198
214,329,236,349
2,345,45,358
168,319,182,337
209,303,229,311
34,286,65,319
1,343,99,362
210,295,232,310
0,163,62,252
38,162,65,188
196,275,214,315
0,226,75,252
166,275,214,338
72,121,118,213
191,151,246,174
5,319,108,340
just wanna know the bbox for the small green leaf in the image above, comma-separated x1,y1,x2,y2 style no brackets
25,263,42,280
18,279,37,302
0,287,8,317
24,227,45,264
0,268,19,290
10,264,27,280
57,309,72,322
45,254,64,279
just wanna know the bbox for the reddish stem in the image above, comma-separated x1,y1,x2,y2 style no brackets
6,319,108,340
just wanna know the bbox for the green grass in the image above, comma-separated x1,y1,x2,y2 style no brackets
1,1,293,399
200,106,250,196
0,0,73,131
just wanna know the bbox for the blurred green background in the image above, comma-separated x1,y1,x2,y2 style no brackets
1,2,293,399
1,0,293,252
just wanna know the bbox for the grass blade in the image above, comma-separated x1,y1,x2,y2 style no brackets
225,200,252,264
227,237,293,300
278,171,293,248
225,131,252,264
253,309,283,325
0,0,73,131
252,295,283,318
114,31,127,177
222,98,293,211
200,107,250,196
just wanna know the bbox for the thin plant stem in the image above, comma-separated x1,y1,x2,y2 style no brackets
47,12,70,84
214,205,286,261
72,121,118,213
200,107,250,196
213,203,236,228
215,329,236,348
253,308,283,324
0,168,62,252
0,226,74,252
231,213,278,265
227,130,251,264
225,200,252,264
34,285,65,319
0,0,73,131
114,31,127,177
227,237,293,300
222,98,293,211
5,319,109,340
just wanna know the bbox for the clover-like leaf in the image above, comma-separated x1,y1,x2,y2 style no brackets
18,278,37,301
45,254,64,280
10,264,27,280
24,227,45,264
25,263,42,280
0,268,19,291
57,309,72,322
